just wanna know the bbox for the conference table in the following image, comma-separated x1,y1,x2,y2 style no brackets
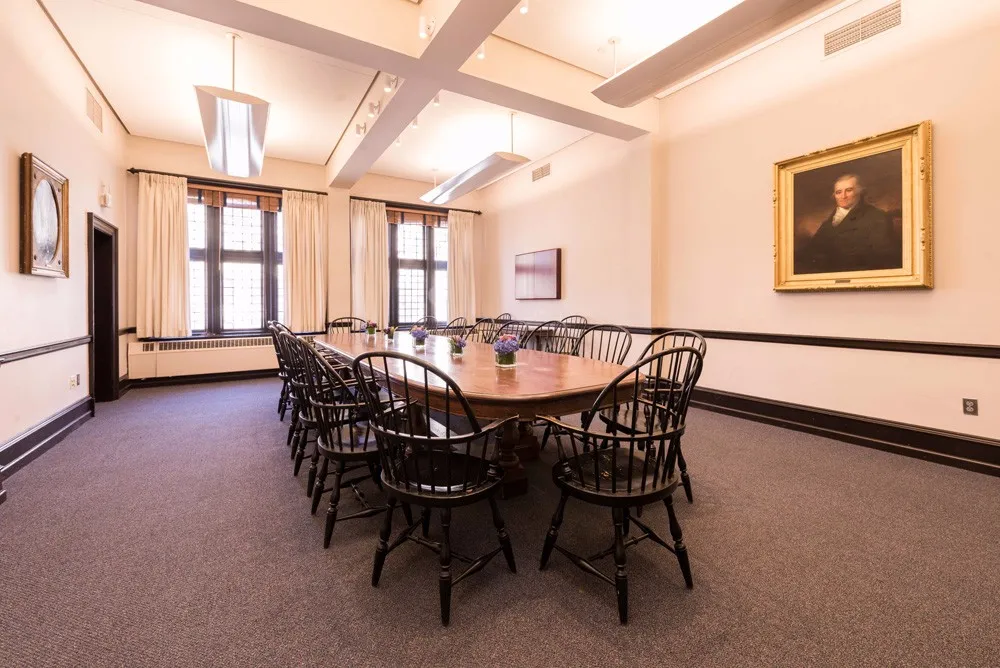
314,331,634,497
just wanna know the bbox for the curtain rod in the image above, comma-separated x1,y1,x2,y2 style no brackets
126,168,328,197
350,195,481,216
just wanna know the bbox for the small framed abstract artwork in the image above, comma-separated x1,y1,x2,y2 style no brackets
515,248,561,300
773,122,932,291
20,153,70,278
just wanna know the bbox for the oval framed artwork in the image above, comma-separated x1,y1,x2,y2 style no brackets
20,153,70,278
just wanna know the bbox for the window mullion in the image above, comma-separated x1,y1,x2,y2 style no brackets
207,205,222,335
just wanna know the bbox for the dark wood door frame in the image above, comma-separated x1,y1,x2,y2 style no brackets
88,212,119,401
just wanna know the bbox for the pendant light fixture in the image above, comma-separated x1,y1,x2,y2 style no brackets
420,111,529,205
194,33,270,178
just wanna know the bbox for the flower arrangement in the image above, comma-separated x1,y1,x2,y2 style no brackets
383,326,396,342
493,334,519,368
365,320,378,335
449,335,467,357
411,325,428,349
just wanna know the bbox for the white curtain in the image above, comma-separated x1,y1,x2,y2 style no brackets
137,172,190,338
350,199,389,326
282,190,327,332
447,209,476,323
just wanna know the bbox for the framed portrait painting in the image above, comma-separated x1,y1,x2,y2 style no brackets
773,121,932,291
20,153,70,278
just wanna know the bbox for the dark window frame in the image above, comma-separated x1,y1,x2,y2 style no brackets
189,203,283,336
388,213,447,328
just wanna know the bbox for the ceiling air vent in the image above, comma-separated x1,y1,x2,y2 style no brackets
86,88,103,132
532,163,551,182
825,1,901,57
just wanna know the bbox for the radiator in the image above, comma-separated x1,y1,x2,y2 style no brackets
127,337,280,379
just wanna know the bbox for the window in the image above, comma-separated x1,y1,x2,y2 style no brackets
388,210,448,326
187,189,282,335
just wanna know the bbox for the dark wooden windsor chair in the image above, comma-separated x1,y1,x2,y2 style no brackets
352,351,519,626
540,324,633,449
465,318,500,344
437,316,468,335
495,320,531,343
538,346,704,624
267,321,293,421
412,316,438,331
523,320,581,354
495,312,512,322
561,314,588,328
328,316,368,333
284,335,399,548
631,330,707,503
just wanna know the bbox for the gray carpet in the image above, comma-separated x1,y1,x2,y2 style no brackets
1,379,998,667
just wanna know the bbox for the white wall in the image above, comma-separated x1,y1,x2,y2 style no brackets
475,133,653,328
653,0,1000,437
0,0,128,444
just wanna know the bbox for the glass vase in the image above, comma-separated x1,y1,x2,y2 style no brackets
495,352,517,368
450,344,464,358
414,339,426,351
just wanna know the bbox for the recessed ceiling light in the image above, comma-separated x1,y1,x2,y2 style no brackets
433,93,440,107
411,116,419,129
395,137,402,146
477,42,486,60
519,1,528,15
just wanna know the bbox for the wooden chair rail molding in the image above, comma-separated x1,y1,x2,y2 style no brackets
0,336,92,367
474,318,1000,360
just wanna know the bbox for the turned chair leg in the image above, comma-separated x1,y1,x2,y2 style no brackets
539,491,569,570
292,426,308,477
540,423,553,450
287,409,299,449
613,507,628,624
323,461,346,549
401,503,414,526
665,494,693,588
489,497,517,573
677,440,693,503
421,506,431,538
310,456,329,515
277,381,288,419
306,444,321,496
372,496,397,586
439,507,453,626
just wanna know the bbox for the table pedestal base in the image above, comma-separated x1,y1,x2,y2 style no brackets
498,420,542,498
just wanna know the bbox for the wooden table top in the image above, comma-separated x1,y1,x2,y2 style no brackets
314,331,633,419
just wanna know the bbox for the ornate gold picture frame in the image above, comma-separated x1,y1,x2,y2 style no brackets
20,153,70,278
774,121,932,291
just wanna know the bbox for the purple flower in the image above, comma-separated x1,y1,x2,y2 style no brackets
493,334,519,355
411,325,428,342
449,335,467,349
366,320,378,329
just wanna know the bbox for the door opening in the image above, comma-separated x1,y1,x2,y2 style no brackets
89,213,119,402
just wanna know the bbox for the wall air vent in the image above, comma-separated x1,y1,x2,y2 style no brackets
531,163,551,182
86,89,103,132
825,1,901,57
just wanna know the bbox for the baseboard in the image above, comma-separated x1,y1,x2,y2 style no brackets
129,369,277,389
0,397,95,476
691,387,1000,477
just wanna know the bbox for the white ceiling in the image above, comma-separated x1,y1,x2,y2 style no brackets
494,0,747,78
369,90,591,184
45,0,375,164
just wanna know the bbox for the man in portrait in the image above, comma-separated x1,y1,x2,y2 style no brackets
794,173,902,275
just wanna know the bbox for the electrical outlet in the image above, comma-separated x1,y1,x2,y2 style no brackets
963,398,979,416
69,375,77,388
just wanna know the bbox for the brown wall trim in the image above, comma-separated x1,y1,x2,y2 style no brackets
691,387,1000,477
476,318,1000,359
0,397,95,476
0,336,92,367
663,328,1000,360
118,327,136,336
129,369,277,389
